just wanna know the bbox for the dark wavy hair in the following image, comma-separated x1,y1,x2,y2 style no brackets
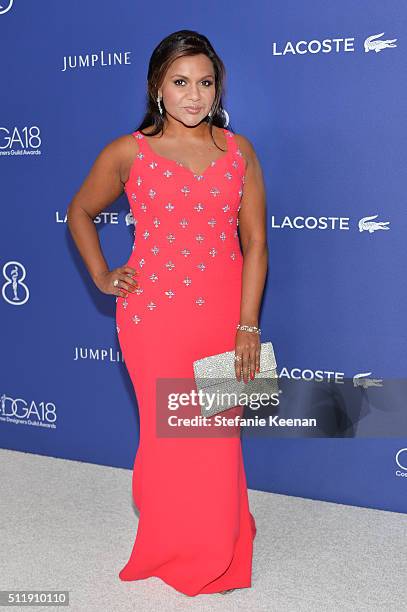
135,30,234,151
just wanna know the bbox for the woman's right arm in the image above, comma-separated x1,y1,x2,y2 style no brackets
66,136,139,298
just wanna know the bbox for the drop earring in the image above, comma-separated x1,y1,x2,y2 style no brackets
157,95,163,115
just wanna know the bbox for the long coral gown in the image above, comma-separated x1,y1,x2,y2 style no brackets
115,126,257,596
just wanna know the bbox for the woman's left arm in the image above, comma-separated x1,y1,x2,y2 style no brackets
234,134,268,383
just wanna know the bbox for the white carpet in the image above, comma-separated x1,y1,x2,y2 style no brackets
1,448,406,612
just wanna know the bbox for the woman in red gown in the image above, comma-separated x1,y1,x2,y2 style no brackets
67,30,268,597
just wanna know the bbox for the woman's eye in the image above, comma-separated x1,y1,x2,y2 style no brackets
173,79,213,86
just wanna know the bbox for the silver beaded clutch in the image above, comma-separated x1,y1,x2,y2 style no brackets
193,341,279,418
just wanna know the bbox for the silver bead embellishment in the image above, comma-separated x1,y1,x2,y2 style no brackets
139,258,145,267
183,276,192,286
132,315,141,324
219,232,226,241
222,204,230,212
196,297,205,306
153,217,160,228
194,203,204,212
208,218,216,227
165,261,175,271
165,202,175,212
197,263,206,272
209,247,217,257
210,187,220,197
142,230,150,239
151,245,160,255
122,299,128,309
149,273,159,282
166,233,176,243
148,188,157,199
179,218,189,228
181,186,191,196
181,248,191,257
165,289,175,299
147,301,157,310
224,172,233,180
195,234,205,243
163,169,173,178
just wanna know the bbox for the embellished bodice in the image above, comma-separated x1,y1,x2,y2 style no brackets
119,127,246,323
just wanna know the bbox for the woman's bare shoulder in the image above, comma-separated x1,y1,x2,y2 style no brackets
232,132,257,160
102,132,140,185
112,132,140,154
96,133,139,164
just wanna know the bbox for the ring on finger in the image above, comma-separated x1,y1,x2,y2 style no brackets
113,279,119,287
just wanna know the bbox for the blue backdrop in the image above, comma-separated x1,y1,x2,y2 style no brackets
1,0,407,513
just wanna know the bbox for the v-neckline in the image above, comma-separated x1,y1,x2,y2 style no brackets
138,128,230,178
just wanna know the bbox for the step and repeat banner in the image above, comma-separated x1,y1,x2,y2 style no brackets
1,1,406,513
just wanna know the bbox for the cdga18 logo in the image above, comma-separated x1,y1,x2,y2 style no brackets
0,126,41,150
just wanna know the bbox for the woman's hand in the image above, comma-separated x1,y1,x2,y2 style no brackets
234,329,261,383
94,266,139,298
